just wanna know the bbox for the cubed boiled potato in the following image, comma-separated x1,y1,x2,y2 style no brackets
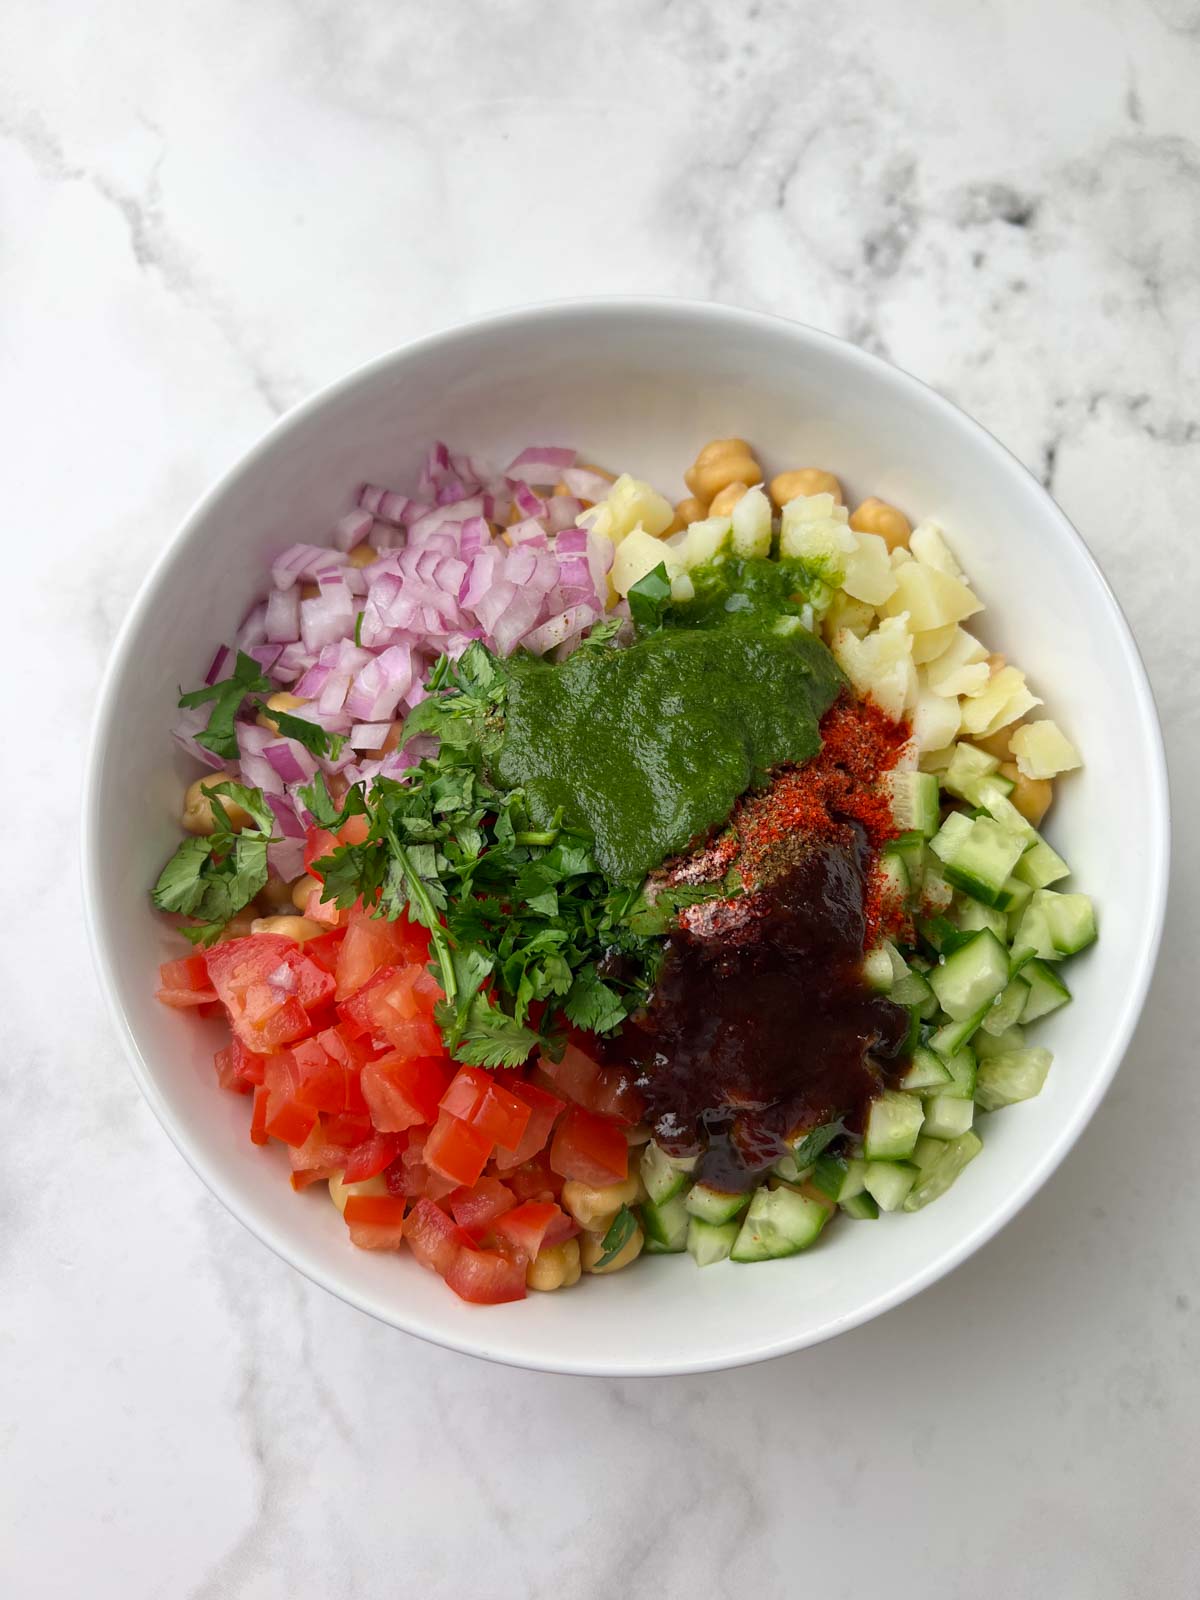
584,474,675,544
910,622,959,664
611,525,683,596
779,493,856,576
924,627,989,696
681,515,733,569
882,561,982,631
1009,719,1082,778
842,530,899,607
909,520,965,580
730,485,772,557
832,616,917,721
959,666,1042,737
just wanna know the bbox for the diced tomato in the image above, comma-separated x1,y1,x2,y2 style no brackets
550,1104,629,1186
343,1130,407,1183
444,1243,526,1304
265,1096,318,1149
343,1193,407,1249
275,947,336,1013
334,904,431,1000
288,1122,347,1190
323,1111,373,1148
310,1024,372,1114
250,1085,270,1146
404,1197,473,1276
362,1053,452,1132
472,1082,531,1149
385,1129,452,1201
439,1064,491,1122
541,1041,643,1125
492,1080,564,1170
289,1037,342,1113
493,1200,577,1259
304,887,342,928
504,1148,564,1202
299,927,346,975
424,1110,492,1188
156,953,218,1008
448,1176,515,1231
214,1045,251,1095
338,965,443,1054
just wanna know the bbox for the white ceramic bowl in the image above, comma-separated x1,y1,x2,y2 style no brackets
83,300,1169,1376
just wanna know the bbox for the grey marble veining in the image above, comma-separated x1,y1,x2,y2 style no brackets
3,1,1198,1595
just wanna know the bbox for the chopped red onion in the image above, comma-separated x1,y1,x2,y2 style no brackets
265,586,301,643
264,741,317,785
236,601,269,651
357,485,411,524
344,643,414,721
247,642,285,674
521,604,600,657
271,544,349,592
546,495,583,533
204,644,231,685
506,446,576,484
349,721,392,749
562,466,613,502
335,508,375,550
267,838,306,882
512,482,546,521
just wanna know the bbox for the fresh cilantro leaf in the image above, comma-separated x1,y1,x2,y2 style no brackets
354,610,364,648
297,772,369,831
437,993,542,1069
259,703,345,762
578,616,623,651
628,562,672,632
594,1205,637,1268
563,966,627,1034
204,780,277,837
152,837,216,917
178,651,272,761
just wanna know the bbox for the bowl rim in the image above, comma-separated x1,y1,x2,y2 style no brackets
81,295,1171,1376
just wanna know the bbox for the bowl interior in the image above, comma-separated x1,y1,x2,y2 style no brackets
84,303,1167,1374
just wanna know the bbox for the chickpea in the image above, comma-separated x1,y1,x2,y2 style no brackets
256,691,308,735
182,776,252,837
250,915,326,942
973,723,1021,760
1000,762,1053,827
675,495,709,528
346,543,379,569
291,874,321,913
849,497,911,552
328,1171,388,1216
709,480,751,517
580,1223,645,1275
215,909,258,943
526,1238,582,1291
561,1172,640,1231
257,872,299,915
769,468,843,509
684,438,762,502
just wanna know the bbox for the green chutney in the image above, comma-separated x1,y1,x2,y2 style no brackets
495,558,845,883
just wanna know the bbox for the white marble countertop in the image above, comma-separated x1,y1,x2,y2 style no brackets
4,1,1198,1594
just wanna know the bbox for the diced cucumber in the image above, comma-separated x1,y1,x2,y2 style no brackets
921,1093,976,1139
941,742,1000,801
940,1047,977,1100
998,875,1033,918
730,1186,830,1260
930,813,1027,908
687,1215,739,1267
685,1182,751,1225
840,1192,880,1220
1020,958,1071,1022
929,1003,990,1058
641,1192,689,1250
900,1046,952,1093
1013,835,1070,889
837,1155,869,1201
879,848,910,906
911,1135,947,1172
863,1091,925,1160
639,1141,689,1205
902,1131,982,1210
951,895,1008,940
892,965,936,1015
975,1024,1025,1058
972,776,1036,842
929,928,1011,1020
888,769,940,838
811,1153,847,1199
863,944,897,993
981,976,1031,1035
975,1048,1052,1110
919,854,955,913
863,1160,918,1211
1012,891,1097,961
888,830,926,881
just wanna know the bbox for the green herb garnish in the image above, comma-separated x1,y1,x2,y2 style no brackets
627,561,672,632
593,1205,638,1268
151,780,275,945
179,649,344,763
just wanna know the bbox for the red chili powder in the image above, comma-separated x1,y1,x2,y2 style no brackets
677,693,912,947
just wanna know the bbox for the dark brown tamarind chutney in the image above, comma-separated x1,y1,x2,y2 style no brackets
618,824,912,1192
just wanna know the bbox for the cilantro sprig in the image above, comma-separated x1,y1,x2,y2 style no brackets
179,649,344,763
309,641,727,1069
151,780,276,946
